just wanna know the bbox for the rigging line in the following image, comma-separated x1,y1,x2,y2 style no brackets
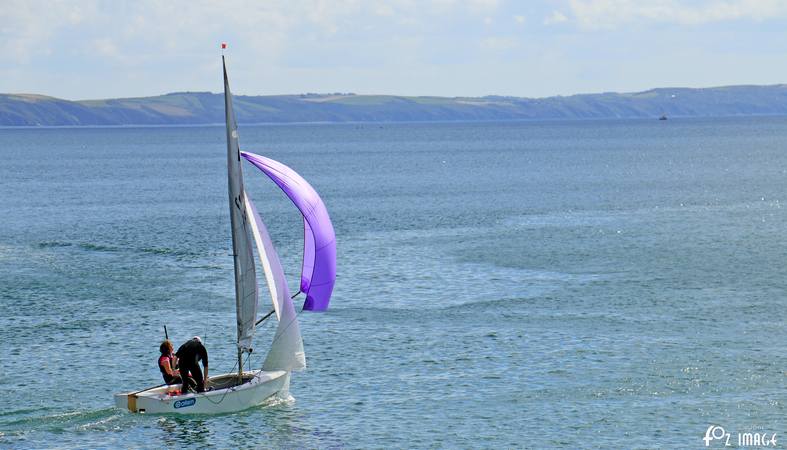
255,309,276,326
202,339,256,405
202,357,239,405
251,289,301,338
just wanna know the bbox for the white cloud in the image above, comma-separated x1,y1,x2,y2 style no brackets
0,0,518,98
479,36,519,51
3,0,785,99
92,38,119,58
0,0,98,63
468,0,500,12
562,0,787,29
544,10,568,25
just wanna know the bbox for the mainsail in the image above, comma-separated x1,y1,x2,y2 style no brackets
223,57,258,352
241,151,337,312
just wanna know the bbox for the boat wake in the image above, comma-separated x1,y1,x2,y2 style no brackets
1,407,122,435
262,391,296,408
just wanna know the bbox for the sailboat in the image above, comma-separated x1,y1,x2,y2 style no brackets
114,55,336,414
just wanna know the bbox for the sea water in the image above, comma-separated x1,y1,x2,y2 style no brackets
0,118,784,448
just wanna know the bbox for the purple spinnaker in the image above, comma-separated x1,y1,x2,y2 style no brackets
241,151,336,311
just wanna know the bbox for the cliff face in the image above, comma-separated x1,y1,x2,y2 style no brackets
3,85,787,126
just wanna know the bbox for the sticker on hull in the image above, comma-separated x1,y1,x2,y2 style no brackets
174,398,196,409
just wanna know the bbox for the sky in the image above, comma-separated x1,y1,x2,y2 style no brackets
2,0,787,100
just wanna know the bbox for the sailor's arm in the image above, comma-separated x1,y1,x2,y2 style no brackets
200,345,209,387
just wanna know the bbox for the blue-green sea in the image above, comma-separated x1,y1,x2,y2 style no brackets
0,118,785,448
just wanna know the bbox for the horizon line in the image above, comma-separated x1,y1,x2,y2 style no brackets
4,82,786,103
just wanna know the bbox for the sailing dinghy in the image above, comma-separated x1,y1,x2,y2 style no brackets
114,55,336,414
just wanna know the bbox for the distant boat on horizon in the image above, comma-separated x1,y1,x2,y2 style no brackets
659,115,668,120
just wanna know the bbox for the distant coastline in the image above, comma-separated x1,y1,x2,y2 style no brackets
2,84,787,127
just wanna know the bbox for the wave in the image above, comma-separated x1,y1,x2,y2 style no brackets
36,241,74,248
35,241,118,252
138,247,202,257
34,241,203,258
329,296,520,319
78,243,119,252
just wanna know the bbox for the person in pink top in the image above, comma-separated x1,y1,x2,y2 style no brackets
157,340,181,385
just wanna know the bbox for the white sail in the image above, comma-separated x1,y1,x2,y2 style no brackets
244,196,306,371
224,57,258,352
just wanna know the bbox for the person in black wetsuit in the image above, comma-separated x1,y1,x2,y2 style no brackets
176,336,209,393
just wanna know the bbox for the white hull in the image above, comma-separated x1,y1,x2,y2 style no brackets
114,370,289,414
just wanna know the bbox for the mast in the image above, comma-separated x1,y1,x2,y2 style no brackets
223,54,259,381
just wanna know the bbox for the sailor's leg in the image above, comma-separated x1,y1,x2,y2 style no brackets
191,364,204,392
179,365,195,392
